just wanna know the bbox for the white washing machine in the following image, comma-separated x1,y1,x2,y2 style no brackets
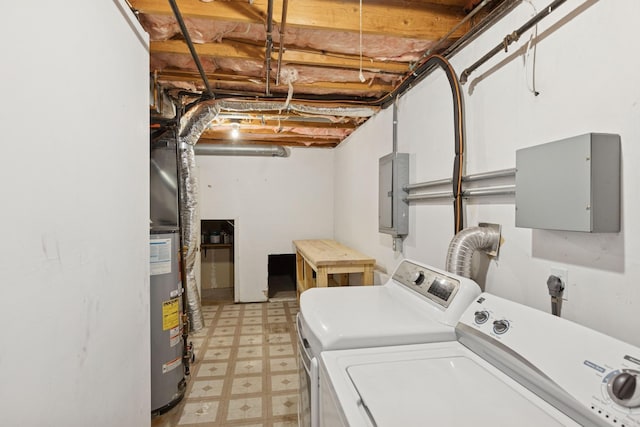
319,293,640,427
297,259,482,427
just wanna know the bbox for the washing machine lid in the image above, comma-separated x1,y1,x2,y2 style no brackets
323,343,578,427
300,284,455,352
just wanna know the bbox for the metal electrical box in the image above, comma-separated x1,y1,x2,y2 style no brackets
379,152,409,237
515,133,620,232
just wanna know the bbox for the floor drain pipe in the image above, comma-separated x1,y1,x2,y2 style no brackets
445,223,501,279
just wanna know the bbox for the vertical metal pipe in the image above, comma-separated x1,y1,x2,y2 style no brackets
275,0,289,86
265,0,275,95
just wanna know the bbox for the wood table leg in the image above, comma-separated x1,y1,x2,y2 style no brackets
316,266,329,287
363,264,374,285
304,262,314,291
296,252,304,293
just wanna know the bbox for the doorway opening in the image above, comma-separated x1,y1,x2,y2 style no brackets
268,253,296,300
200,219,234,303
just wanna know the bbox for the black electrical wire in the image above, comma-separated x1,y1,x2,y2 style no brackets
404,54,465,234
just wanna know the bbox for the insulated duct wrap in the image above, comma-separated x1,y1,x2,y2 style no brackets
176,104,223,332
178,142,205,332
445,226,500,279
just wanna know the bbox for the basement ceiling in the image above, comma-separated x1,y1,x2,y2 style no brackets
128,0,508,148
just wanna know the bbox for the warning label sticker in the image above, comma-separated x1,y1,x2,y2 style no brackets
162,356,182,374
170,326,181,347
162,298,180,331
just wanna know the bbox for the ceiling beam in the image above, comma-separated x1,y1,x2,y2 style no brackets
130,0,468,39
151,40,408,74
156,70,396,93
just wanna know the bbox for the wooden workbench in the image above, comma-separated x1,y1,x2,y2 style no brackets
293,239,375,298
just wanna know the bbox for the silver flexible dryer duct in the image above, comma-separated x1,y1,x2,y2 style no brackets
176,99,377,319
445,225,501,279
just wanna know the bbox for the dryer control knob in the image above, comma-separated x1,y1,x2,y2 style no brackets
411,271,425,285
607,370,640,408
492,319,510,335
474,311,489,324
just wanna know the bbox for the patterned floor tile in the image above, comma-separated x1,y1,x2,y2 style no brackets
267,333,291,344
226,397,263,421
236,346,263,359
189,379,224,398
217,317,239,326
231,376,263,394
269,357,297,372
233,359,263,375
220,310,241,318
271,394,298,417
196,362,228,378
269,344,294,357
208,335,235,347
240,325,265,335
242,316,264,325
238,334,263,346
273,418,299,427
177,401,219,425
267,315,288,323
153,300,300,427
211,326,236,336
271,373,299,392
203,347,232,360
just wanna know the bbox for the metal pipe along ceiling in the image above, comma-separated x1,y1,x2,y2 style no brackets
194,144,289,157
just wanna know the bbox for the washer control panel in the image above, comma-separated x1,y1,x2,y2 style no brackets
392,261,460,308
458,293,640,427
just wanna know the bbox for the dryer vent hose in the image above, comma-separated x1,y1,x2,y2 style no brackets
445,226,501,279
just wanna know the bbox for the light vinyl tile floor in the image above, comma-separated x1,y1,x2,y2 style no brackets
153,300,300,427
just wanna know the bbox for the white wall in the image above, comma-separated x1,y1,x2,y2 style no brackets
0,2,150,425
334,0,640,347
198,148,334,301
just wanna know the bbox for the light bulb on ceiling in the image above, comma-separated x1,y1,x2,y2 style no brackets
230,123,240,139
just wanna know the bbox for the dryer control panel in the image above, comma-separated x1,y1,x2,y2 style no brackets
392,261,460,308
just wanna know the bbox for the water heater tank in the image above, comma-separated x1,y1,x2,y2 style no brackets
150,228,185,414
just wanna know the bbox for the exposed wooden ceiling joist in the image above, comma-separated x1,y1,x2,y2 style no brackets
150,40,409,74
136,0,506,147
130,0,470,39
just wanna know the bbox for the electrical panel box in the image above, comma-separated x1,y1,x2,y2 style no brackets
379,152,409,237
515,133,620,232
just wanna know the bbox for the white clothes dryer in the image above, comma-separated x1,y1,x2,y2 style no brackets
297,259,482,427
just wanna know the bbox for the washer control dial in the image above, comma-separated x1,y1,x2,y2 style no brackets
474,311,490,325
411,270,425,286
607,369,640,408
492,319,510,335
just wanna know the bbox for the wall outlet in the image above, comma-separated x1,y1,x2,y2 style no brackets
550,267,569,301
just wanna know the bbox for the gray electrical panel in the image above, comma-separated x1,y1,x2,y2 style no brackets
379,152,409,237
515,133,620,232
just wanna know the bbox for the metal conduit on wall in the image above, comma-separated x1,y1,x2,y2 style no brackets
405,168,516,202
